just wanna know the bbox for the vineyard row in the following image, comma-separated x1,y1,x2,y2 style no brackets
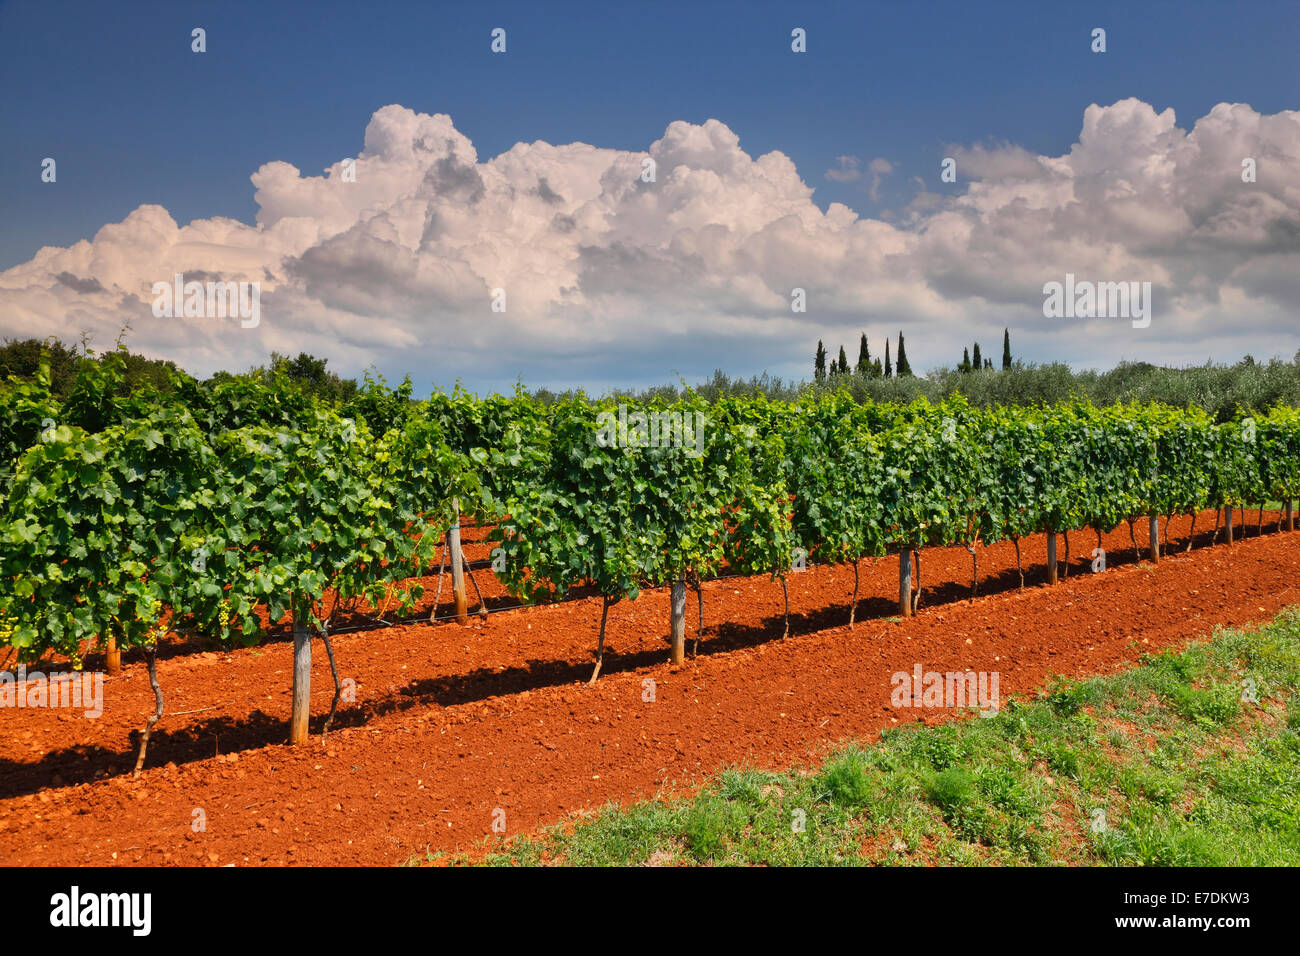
2,352,1298,769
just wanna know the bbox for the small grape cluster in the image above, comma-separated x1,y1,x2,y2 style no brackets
143,600,166,645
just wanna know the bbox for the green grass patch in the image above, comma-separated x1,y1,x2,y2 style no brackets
433,607,1300,867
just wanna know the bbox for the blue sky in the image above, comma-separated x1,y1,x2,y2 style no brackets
2,0,1299,392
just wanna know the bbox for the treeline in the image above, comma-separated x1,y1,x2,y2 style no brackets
9,335,1300,426
815,332,913,381
0,338,362,406
815,328,1008,381
0,337,185,398
600,354,1300,424
811,354,1300,424
958,329,1013,373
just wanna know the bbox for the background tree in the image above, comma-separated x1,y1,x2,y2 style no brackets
814,341,827,382
961,347,971,373
972,342,983,369
0,338,81,396
885,340,892,378
856,334,871,376
0,337,189,399
836,345,850,376
896,333,912,376
264,352,358,405
1002,328,1012,370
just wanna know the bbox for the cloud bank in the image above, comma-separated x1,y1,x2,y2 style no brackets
2,98,1298,390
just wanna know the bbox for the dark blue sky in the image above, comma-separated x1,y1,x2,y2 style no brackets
4,0,1297,270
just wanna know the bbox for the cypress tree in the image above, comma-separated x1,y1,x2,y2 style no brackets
836,345,849,375
885,340,892,378
972,342,982,369
856,333,870,376
1002,328,1012,370
896,332,912,376
815,340,827,382
961,347,970,373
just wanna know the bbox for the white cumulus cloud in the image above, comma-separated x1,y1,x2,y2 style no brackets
2,98,1298,391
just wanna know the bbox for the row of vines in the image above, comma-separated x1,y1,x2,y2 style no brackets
2,348,1299,772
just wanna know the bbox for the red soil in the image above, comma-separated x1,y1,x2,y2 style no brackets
2,510,1297,866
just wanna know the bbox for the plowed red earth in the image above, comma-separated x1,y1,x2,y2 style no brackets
3,510,1298,866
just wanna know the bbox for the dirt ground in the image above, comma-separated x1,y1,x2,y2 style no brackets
2,510,1297,866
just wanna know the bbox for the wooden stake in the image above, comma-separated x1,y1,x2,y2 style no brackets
780,575,791,637
670,578,686,665
105,629,121,676
289,601,311,746
899,548,912,615
448,499,467,625
1148,515,1160,564
911,550,922,613
849,559,860,628
1046,530,1057,585
1287,500,1294,533
1225,505,1234,545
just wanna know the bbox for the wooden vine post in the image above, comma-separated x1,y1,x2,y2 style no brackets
105,631,120,676
898,548,912,617
1286,500,1294,533
1149,460,1160,564
289,599,311,746
448,498,468,624
1225,505,1234,545
849,559,860,628
1046,530,1058,585
669,578,686,665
